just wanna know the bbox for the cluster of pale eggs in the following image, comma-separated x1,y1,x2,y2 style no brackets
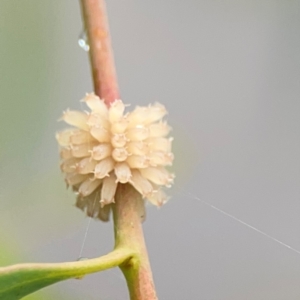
56,93,174,221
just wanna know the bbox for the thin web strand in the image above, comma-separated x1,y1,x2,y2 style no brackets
187,192,300,256
78,216,93,259
78,193,97,259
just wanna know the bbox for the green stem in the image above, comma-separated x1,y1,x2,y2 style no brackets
0,248,133,299
114,184,158,300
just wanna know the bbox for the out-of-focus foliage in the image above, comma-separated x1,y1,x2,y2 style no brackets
0,237,51,300
0,1,77,299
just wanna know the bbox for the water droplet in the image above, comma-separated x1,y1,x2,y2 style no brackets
78,30,90,52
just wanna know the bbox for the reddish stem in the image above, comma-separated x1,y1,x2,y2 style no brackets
79,1,158,299
80,0,120,105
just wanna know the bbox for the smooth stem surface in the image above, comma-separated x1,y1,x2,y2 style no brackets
0,249,131,279
0,248,133,299
114,184,158,300
80,0,119,105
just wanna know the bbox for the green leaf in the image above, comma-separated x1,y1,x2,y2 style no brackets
0,248,132,300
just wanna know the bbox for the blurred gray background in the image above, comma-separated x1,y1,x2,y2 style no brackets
1,1,300,299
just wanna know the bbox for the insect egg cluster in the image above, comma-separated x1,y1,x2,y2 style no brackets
56,93,174,221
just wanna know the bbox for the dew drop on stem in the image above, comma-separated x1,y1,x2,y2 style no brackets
78,30,90,52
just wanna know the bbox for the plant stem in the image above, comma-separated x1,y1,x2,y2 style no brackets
0,248,133,298
0,249,132,279
114,184,158,300
80,1,158,299
80,0,120,106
